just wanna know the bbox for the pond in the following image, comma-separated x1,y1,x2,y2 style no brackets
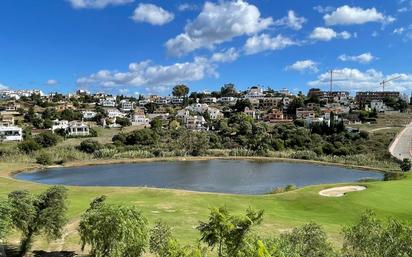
15,160,383,195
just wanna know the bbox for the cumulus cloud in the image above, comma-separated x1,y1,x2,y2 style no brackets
274,10,306,30
309,27,351,41
131,3,174,25
211,48,239,63
338,52,377,64
46,79,59,86
309,68,412,92
67,0,133,9
165,0,273,56
244,34,297,55
77,57,217,93
324,5,395,26
286,60,319,73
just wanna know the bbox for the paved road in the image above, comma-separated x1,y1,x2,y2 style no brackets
389,121,412,160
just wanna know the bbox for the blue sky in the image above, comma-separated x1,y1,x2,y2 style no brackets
0,0,411,96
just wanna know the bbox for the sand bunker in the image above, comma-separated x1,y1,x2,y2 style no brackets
319,186,366,197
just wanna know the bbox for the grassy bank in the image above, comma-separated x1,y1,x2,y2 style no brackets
1,159,412,253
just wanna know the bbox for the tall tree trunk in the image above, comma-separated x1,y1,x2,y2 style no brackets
19,231,34,257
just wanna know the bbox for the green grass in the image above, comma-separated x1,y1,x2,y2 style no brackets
1,161,412,253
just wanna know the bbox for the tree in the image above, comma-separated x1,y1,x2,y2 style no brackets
233,99,252,112
8,186,68,257
34,132,61,148
172,84,189,97
18,139,42,154
220,83,237,97
116,117,131,127
79,196,148,257
198,207,263,257
277,223,336,257
400,158,412,172
0,199,11,241
79,139,102,154
150,117,163,132
342,210,412,257
61,109,82,121
126,128,160,145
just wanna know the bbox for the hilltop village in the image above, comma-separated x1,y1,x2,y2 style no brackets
0,84,410,141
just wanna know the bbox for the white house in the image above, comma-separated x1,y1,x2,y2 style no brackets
186,116,208,131
120,100,135,112
203,97,217,104
171,98,184,105
219,97,237,104
82,110,97,120
106,108,125,118
207,107,223,120
67,121,90,137
245,86,264,99
370,100,386,113
130,108,150,126
0,126,23,141
51,119,69,131
99,97,116,107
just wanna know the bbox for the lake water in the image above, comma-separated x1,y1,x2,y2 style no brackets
15,160,383,195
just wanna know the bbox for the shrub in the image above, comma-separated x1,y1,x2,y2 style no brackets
400,158,411,172
384,172,406,181
94,148,118,159
36,152,53,165
79,139,102,154
18,140,42,154
34,132,61,148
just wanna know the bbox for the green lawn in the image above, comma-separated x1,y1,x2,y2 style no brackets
1,161,412,253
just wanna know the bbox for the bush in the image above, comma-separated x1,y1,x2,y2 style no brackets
269,184,297,194
384,172,406,181
400,158,411,172
35,132,61,148
36,152,53,165
79,139,102,154
18,140,42,154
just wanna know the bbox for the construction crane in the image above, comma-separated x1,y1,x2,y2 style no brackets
328,69,346,93
380,76,402,92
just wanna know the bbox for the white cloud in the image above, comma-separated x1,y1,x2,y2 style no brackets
177,3,198,12
131,3,174,26
244,34,297,55
211,48,239,63
46,79,59,86
77,57,217,93
67,0,133,9
165,0,273,56
313,5,335,14
324,5,395,26
394,27,407,34
274,10,306,30
309,68,412,92
340,53,375,63
309,27,351,41
338,52,377,64
286,60,319,73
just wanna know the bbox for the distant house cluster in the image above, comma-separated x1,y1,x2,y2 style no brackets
0,86,410,141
